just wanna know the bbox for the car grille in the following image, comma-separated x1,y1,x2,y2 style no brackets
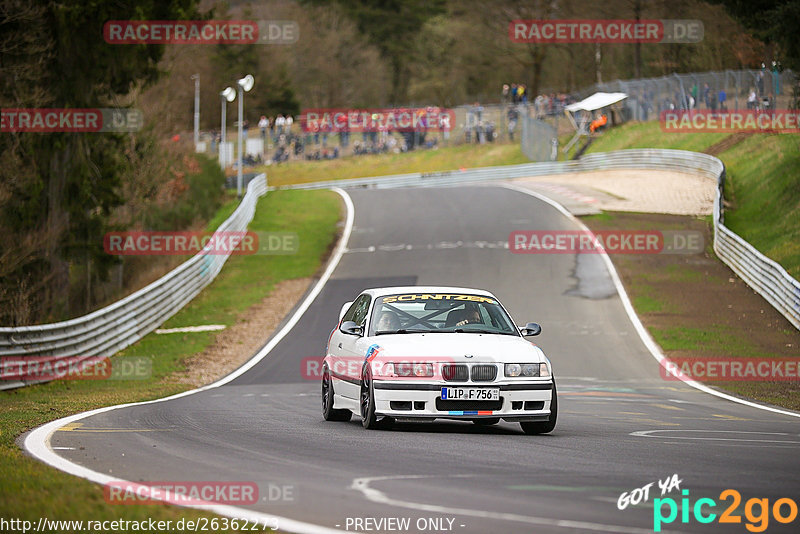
436,398,504,411
442,364,468,381
470,364,497,382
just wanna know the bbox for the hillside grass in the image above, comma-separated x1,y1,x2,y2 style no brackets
258,141,527,187
584,121,800,277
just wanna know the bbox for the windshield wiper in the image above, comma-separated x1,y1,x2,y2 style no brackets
453,328,514,335
376,328,434,335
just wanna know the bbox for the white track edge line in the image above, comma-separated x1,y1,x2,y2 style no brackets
24,187,356,534
351,475,664,534
501,182,800,419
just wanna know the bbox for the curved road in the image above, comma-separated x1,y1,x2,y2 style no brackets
42,185,800,533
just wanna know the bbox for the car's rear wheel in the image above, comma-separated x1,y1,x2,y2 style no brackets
472,418,500,426
322,365,351,422
520,383,557,435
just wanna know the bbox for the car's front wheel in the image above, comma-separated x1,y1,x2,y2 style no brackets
360,370,379,429
322,365,351,422
520,382,557,435
360,370,393,429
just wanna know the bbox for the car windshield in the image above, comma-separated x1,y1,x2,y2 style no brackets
369,293,519,336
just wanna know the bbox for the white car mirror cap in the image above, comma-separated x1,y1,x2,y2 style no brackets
520,322,542,336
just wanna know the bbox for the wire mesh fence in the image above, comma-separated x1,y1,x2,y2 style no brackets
578,68,797,122
517,68,798,161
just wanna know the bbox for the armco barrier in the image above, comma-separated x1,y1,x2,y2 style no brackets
0,174,268,390
277,149,799,330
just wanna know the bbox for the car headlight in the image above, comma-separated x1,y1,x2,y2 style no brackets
413,363,432,377
393,362,433,377
539,362,550,377
505,363,549,377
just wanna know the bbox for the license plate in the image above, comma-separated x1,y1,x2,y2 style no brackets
441,387,499,401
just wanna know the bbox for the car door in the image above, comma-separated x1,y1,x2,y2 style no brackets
329,294,372,399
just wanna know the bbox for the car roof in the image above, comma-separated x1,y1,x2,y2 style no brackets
361,286,496,298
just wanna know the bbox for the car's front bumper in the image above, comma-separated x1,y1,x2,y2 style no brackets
372,380,554,421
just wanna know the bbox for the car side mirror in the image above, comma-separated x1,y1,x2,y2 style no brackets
519,322,541,336
339,301,354,322
340,320,364,336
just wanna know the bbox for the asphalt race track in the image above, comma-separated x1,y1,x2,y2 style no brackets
38,186,800,533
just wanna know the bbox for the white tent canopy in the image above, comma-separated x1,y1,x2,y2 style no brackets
566,92,627,113
562,92,627,154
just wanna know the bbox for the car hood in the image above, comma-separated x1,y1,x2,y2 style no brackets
370,333,545,363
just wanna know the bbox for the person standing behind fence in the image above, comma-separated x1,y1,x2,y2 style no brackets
440,113,451,144
259,115,268,141
275,114,285,137
747,88,757,110
507,106,519,141
718,89,727,112
703,83,711,109
285,114,293,134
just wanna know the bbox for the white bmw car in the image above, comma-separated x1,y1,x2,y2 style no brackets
322,286,557,434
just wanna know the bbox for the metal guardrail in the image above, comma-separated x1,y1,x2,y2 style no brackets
277,149,799,330
0,174,268,389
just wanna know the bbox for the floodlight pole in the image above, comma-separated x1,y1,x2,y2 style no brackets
236,75,253,198
221,95,227,166
220,87,236,169
192,74,200,149
237,85,244,197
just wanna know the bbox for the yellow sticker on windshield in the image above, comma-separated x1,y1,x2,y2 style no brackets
382,294,496,304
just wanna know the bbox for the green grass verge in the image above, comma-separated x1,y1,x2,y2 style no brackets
650,325,773,357
582,212,800,411
258,141,527,187
582,121,729,154
0,189,341,528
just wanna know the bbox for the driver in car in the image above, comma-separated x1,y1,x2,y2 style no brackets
455,308,482,327
376,310,401,332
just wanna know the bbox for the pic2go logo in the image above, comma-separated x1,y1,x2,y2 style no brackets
654,489,798,532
